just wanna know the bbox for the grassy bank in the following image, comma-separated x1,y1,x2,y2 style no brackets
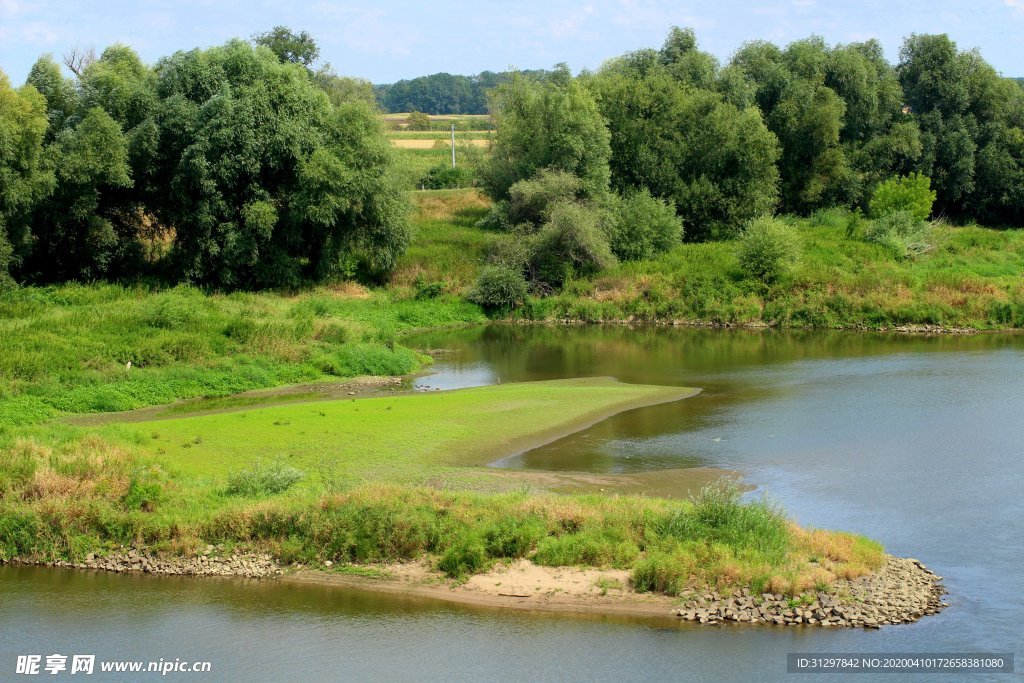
396,190,1024,330
0,283,485,429
0,378,883,597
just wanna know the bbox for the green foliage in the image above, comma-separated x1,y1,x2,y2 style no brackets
405,111,431,131
253,26,320,67
530,202,617,287
606,189,682,261
419,163,473,190
25,55,76,138
121,477,163,511
500,169,585,229
25,107,134,280
0,70,53,279
737,216,802,282
226,460,304,496
437,538,489,578
142,40,409,287
470,265,529,311
591,62,780,240
863,210,935,259
481,67,611,201
869,172,936,221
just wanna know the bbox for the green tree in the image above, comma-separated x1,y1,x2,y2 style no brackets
737,216,802,282
733,37,855,213
143,40,408,287
24,107,134,280
25,55,77,140
480,66,611,201
590,67,779,240
253,26,320,67
869,172,936,221
0,71,54,281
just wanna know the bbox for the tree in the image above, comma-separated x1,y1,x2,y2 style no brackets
480,66,611,201
142,40,408,288
869,172,936,221
590,67,779,240
25,55,77,140
0,71,54,280
896,33,1024,222
253,26,320,67
732,37,855,213
24,107,134,280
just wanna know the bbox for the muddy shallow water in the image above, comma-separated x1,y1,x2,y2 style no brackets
3,327,1022,681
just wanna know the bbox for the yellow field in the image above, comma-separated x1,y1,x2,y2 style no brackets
390,138,490,149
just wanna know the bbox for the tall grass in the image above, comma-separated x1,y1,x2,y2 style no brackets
0,284,484,428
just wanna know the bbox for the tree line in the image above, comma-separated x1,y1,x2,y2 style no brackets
375,70,551,115
467,28,1023,307
2,26,1022,292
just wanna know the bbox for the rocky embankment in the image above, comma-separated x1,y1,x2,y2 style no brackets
7,545,280,578
674,557,947,628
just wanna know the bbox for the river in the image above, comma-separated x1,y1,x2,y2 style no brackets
2,327,1021,681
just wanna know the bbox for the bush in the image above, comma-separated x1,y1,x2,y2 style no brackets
226,460,304,496
607,189,683,261
506,170,585,227
863,210,935,259
470,265,529,311
737,217,802,282
406,111,431,131
530,201,617,287
869,172,936,222
437,538,489,578
420,164,473,190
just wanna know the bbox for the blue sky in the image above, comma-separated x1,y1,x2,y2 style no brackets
1,1,1022,85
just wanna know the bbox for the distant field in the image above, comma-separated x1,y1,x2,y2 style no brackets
391,139,490,149
382,112,493,131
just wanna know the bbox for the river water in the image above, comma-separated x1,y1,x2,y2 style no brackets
2,327,1022,681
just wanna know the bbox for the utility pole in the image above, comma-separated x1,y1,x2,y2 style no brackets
451,123,456,169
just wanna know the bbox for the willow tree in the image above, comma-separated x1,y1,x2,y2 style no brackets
590,56,780,240
0,71,53,283
480,65,611,201
139,40,408,288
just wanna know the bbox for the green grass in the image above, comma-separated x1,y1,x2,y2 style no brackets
104,377,694,494
0,283,486,429
393,190,494,290
0,398,885,594
518,218,1024,329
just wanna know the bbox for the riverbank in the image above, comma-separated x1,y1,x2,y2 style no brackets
0,551,946,627
399,190,1024,332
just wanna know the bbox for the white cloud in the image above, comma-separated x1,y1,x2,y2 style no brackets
1005,0,1024,13
21,21,58,46
0,0,22,17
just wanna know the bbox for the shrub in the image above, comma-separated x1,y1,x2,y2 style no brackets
869,172,936,222
737,217,802,282
406,111,431,131
506,170,585,227
607,189,683,261
437,538,489,578
420,164,474,190
121,478,162,511
530,201,617,287
226,460,304,496
469,265,529,311
863,210,935,259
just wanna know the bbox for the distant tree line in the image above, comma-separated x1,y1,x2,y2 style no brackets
0,28,407,289
375,70,551,114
